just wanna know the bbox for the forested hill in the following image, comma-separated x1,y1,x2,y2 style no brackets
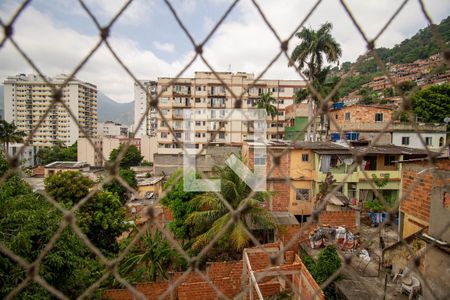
341,15,450,76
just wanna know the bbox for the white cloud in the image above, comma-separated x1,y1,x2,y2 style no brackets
153,41,176,53
1,0,449,103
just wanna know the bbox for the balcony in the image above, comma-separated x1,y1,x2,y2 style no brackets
172,112,184,119
173,101,191,108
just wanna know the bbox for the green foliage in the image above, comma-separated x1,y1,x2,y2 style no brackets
36,142,77,165
314,245,342,284
290,22,342,81
44,171,127,254
256,92,277,119
411,83,450,123
103,168,138,204
109,144,143,169
294,88,309,103
141,160,153,166
0,120,26,151
186,156,276,251
365,174,394,212
0,180,103,298
119,228,185,283
397,80,417,94
44,171,94,207
77,191,128,254
338,74,374,97
299,246,342,298
160,169,200,242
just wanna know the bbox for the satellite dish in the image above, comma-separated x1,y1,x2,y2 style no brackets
444,117,450,124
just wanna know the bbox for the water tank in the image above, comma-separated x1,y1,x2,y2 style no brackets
330,132,340,142
345,132,360,141
332,102,345,110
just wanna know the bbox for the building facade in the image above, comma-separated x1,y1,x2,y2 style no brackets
330,104,447,150
243,141,429,220
155,72,305,154
134,80,157,137
3,74,97,147
98,120,129,137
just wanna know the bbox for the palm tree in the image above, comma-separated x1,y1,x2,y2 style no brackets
186,157,276,251
290,22,342,141
0,120,26,154
255,92,278,139
120,228,183,282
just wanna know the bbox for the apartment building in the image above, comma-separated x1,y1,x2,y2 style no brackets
155,72,305,154
98,120,129,137
3,74,97,147
134,80,157,137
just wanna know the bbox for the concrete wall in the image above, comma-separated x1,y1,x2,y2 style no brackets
392,132,446,150
140,135,158,163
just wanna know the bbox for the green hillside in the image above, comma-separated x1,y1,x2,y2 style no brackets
354,16,450,75
336,16,450,97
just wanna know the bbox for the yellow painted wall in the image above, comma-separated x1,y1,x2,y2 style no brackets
289,149,315,179
289,180,314,215
402,212,429,239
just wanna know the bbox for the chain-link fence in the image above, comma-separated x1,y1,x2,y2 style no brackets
1,0,449,299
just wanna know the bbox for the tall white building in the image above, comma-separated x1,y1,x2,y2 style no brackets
134,80,157,137
3,74,97,165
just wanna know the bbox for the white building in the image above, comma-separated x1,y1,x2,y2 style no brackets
392,124,447,151
134,80,157,137
98,120,129,137
4,74,97,147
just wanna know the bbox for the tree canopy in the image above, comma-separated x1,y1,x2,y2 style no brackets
109,144,143,169
44,170,128,254
37,142,77,165
103,168,138,204
411,83,450,123
160,169,200,243
0,120,26,152
0,154,104,298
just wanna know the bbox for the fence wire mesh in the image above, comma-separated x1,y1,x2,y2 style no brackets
0,0,449,299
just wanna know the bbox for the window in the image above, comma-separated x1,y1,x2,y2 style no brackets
195,98,201,103
195,133,201,138
344,112,350,121
196,86,201,91
296,189,310,201
302,154,309,162
278,111,284,116
219,132,225,139
401,136,410,145
195,121,201,126
175,132,181,138
335,114,338,120
375,113,384,122
384,155,396,166
439,137,444,147
161,132,168,138
425,137,432,146
254,154,266,165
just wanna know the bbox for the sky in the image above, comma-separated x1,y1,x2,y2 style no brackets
0,0,449,103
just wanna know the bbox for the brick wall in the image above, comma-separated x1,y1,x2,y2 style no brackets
318,211,357,231
331,105,393,130
103,244,324,300
400,159,450,224
103,282,170,300
270,182,290,211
